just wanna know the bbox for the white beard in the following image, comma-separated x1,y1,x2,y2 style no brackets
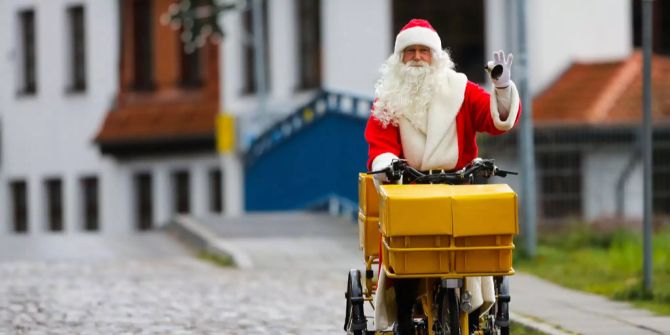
372,50,454,134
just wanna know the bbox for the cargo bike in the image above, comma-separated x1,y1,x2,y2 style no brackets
344,158,519,335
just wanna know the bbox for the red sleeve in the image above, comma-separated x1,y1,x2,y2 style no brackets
465,81,521,135
364,113,402,170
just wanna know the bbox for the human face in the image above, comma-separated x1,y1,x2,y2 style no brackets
402,45,432,66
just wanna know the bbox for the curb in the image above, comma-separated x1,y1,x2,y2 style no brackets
510,312,576,335
165,215,254,269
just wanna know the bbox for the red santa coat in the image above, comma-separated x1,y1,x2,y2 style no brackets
365,70,522,171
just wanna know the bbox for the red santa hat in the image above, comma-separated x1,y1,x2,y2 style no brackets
394,19,442,54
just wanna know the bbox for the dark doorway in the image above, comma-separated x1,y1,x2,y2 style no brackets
173,170,191,214
11,180,28,233
392,0,486,82
135,172,153,230
81,176,99,231
632,0,670,55
209,168,223,213
45,178,64,232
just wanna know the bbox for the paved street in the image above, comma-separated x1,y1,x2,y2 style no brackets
3,213,670,334
191,212,670,335
0,230,354,334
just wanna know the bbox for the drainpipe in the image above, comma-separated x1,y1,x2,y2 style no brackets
615,147,641,218
0,118,3,169
516,0,538,257
641,0,654,294
251,0,268,116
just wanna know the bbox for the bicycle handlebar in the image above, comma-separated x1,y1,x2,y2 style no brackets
368,158,518,184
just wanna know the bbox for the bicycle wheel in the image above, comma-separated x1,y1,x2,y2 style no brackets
435,286,460,335
493,276,510,335
344,269,367,334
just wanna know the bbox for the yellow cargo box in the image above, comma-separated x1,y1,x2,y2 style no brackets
450,184,518,237
358,173,379,217
358,212,380,259
378,184,454,237
379,184,518,276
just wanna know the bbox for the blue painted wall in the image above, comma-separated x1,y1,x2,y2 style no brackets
245,113,368,211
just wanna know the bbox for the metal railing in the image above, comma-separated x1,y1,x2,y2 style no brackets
244,90,373,166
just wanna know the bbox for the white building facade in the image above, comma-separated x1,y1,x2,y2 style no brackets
0,0,122,235
0,0,226,235
1,0,647,235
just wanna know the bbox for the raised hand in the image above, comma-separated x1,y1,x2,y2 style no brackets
487,50,513,88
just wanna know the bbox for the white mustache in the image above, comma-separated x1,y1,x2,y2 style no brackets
406,61,429,67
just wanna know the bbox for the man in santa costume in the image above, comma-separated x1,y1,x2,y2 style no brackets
365,19,521,333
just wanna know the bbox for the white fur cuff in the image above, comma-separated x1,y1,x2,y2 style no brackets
490,81,520,131
371,152,399,172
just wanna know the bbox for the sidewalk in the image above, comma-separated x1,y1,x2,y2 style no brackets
170,212,670,335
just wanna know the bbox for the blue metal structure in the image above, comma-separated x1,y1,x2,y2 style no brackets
244,91,373,213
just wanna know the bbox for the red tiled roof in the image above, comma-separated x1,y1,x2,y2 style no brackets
95,101,217,144
533,51,670,126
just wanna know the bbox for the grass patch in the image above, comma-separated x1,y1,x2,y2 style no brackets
515,224,670,315
197,250,234,267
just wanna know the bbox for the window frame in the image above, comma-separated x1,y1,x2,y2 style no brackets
296,0,322,90
209,168,223,213
172,169,191,215
134,172,153,231
17,9,37,95
241,0,270,95
80,176,99,232
44,178,64,232
538,150,583,220
10,180,29,233
66,5,87,93
131,0,155,91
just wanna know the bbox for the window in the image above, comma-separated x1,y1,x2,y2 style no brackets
209,168,222,213
18,9,37,95
132,0,154,90
10,180,28,233
81,176,99,231
180,31,202,88
179,0,208,88
67,5,86,92
173,170,191,214
45,178,64,232
538,151,583,219
134,172,153,230
296,0,321,89
632,0,670,55
392,0,485,82
242,0,270,94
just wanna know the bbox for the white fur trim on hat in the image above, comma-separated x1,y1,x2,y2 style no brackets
394,26,442,54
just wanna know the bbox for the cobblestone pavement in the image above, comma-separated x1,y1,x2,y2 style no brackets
0,257,350,334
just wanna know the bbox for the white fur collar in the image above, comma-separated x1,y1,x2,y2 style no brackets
399,68,467,170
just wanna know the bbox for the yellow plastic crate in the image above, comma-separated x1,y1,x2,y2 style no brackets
358,173,379,217
358,211,380,259
379,184,518,276
383,235,452,275
454,235,514,273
